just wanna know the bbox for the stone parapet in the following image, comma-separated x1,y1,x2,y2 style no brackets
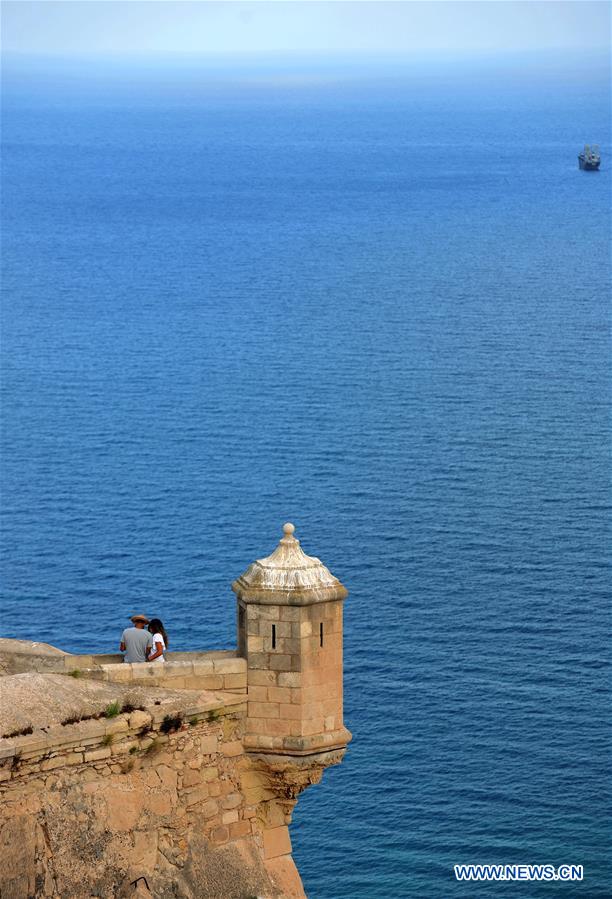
0,643,244,680
0,644,247,695
78,656,247,694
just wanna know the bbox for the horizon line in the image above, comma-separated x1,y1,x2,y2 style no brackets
3,45,609,63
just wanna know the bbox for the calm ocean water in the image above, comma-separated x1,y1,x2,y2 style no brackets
1,58,610,897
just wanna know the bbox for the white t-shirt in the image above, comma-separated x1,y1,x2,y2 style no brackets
149,632,166,663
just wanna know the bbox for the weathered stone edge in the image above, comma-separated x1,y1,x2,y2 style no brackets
0,694,246,767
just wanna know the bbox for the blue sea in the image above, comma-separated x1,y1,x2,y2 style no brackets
1,55,610,897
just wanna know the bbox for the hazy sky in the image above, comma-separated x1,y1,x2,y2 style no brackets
2,1,609,58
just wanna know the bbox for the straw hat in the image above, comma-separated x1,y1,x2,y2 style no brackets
130,613,150,624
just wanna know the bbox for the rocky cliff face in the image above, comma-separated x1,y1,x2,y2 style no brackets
0,640,345,899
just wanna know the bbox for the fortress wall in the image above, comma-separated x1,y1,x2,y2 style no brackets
0,692,304,899
0,520,351,899
81,656,247,694
0,644,247,694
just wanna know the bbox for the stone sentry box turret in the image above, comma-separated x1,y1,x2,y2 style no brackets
232,523,351,758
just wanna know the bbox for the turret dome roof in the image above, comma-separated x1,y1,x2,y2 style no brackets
231,523,348,606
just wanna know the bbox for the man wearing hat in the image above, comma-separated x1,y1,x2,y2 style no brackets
120,614,153,663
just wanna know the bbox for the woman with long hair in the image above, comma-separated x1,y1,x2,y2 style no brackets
147,618,169,663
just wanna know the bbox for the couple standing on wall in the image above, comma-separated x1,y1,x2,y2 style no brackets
120,613,169,664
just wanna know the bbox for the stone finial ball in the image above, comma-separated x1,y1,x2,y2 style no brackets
283,522,296,536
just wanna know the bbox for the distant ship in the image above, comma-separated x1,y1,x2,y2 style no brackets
578,145,600,171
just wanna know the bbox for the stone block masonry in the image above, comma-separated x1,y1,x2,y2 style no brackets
243,600,344,741
0,644,247,695
0,678,304,898
94,654,247,694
